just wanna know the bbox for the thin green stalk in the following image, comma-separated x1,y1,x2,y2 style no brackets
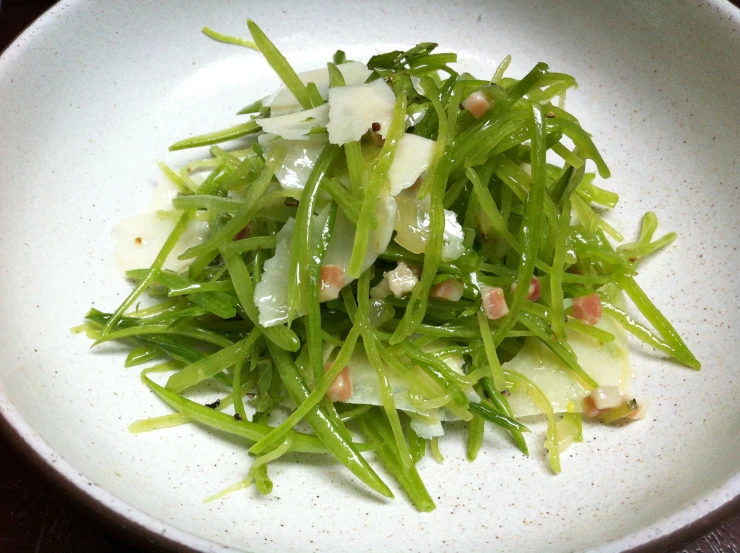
363,333,414,471
467,413,485,462
400,343,470,408
172,195,242,212
266,340,393,498
247,20,313,110
615,273,699,367
549,196,571,341
407,421,426,463
601,302,700,369
141,371,328,453
169,121,261,151
217,235,278,255
358,415,435,512
202,26,259,50
492,103,548,344
565,319,615,342
429,437,444,463
390,79,452,342
327,62,345,87
321,177,362,222
476,310,507,392
345,141,364,193
232,359,248,421
503,369,561,473
349,93,407,278
92,323,232,350
249,325,362,454
157,161,195,194
492,54,511,84
467,401,529,434
287,144,341,320
479,376,529,455
466,167,520,251
180,145,285,260
307,202,338,383
165,328,262,393
102,212,194,334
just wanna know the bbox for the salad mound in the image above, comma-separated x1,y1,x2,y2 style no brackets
75,20,700,510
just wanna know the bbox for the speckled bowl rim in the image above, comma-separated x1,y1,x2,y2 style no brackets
0,1,738,552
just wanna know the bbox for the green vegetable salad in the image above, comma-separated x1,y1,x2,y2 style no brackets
74,20,700,510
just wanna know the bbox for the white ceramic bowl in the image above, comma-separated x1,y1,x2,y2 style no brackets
1,1,739,552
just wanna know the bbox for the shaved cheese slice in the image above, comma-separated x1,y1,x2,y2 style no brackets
393,195,464,262
323,197,397,280
327,79,396,145
258,133,328,190
410,419,445,440
254,208,331,326
267,62,372,116
387,134,436,196
255,199,395,326
253,219,295,327
256,104,329,140
410,76,425,96
147,178,181,212
505,293,632,418
112,212,209,274
341,344,473,408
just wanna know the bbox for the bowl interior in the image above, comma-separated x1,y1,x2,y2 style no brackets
1,1,739,552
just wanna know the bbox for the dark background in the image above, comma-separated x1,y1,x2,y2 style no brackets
1,1,738,552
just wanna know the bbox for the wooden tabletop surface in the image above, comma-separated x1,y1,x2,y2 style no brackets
1,1,738,552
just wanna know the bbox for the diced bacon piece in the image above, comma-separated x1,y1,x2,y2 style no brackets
626,399,648,420
573,293,602,325
234,224,251,241
430,279,464,301
589,385,623,410
461,91,491,119
324,362,353,402
582,395,603,418
370,129,385,148
481,286,509,320
319,264,346,302
584,392,646,421
510,276,541,302
385,262,419,298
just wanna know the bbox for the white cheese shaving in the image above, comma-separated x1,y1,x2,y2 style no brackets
267,62,372,116
327,79,396,145
340,343,475,417
256,104,329,140
258,133,328,190
253,219,295,327
112,212,209,274
393,195,464,262
387,134,435,196
147,178,181,212
323,197,397,278
253,207,333,327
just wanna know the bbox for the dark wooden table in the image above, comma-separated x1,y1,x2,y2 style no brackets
1,1,739,552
